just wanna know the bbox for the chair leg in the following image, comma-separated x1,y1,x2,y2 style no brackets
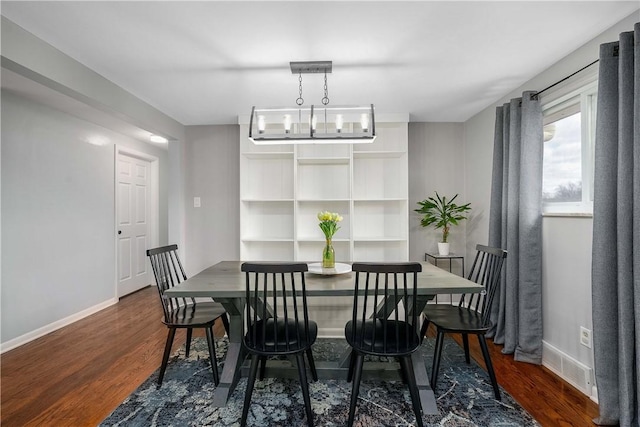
347,350,355,383
478,334,501,401
220,313,230,337
430,330,445,390
347,352,365,427
462,333,470,364
295,353,314,427
259,356,267,380
420,318,430,343
185,328,193,358
241,355,261,427
158,327,176,386
205,327,220,386
397,356,408,385
306,348,318,382
399,356,424,427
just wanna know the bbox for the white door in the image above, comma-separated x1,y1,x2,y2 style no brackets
117,153,151,297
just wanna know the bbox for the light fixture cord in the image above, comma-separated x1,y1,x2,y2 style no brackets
322,71,330,105
296,72,304,105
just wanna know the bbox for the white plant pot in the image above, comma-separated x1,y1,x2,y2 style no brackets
437,242,450,256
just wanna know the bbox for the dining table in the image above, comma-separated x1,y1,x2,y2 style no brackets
163,260,483,415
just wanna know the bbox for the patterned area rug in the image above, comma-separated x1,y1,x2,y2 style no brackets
101,337,539,426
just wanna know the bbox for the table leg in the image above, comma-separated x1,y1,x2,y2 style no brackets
212,298,245,407
413,295,439,415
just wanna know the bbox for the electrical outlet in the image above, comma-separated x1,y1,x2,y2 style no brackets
580,326,592,348
194,197,201,208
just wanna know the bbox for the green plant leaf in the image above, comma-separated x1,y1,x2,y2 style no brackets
415,192,471,242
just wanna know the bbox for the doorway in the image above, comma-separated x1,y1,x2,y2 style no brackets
116,148,159,298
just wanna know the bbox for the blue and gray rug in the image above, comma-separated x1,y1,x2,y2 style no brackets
101,337,538,426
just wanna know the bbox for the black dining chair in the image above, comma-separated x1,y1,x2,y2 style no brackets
421,244,507,400
147,244,229,387
240,262,318,427
345,262,424,427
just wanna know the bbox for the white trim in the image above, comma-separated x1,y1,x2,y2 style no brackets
317,328,345,338
590,386,598,404
0,298,118,353
114,146,160,300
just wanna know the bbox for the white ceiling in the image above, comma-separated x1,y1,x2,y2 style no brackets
2,1,638,125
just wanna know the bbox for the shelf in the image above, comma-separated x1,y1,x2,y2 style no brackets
297,237,350,243
240,119,408,262
242,198,295,202
353,237,407,242
353,151,405,159
297,198,351,202
241,238,295,242
242,151,294,159
353,198,407,202
297,157,350,165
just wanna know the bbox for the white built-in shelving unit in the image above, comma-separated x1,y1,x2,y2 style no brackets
239,115,409,265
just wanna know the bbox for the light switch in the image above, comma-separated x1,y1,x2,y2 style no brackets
194,197,201,208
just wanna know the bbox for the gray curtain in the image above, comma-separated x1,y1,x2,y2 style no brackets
592,23,639,426
487,90,543,365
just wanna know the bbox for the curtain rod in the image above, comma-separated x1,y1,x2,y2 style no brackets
535,59,599,97
534,44,620,97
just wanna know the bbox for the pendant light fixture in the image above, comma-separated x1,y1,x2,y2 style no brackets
249,61,376,145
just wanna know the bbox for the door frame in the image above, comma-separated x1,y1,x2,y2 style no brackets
114,145,160,300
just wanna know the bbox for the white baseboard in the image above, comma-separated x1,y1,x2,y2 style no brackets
0,298,118,353
590,386,598,404
318,327,345,338
542,340,594,398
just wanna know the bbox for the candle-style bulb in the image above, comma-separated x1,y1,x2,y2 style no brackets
335,114,343,133
257,115,266,134
283,115,292,134
360,113,369,132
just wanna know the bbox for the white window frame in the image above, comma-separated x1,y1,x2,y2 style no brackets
541,81,597,215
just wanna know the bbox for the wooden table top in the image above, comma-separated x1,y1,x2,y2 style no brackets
164,261,482,299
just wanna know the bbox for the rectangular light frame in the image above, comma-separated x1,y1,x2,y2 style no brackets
248,104,376,145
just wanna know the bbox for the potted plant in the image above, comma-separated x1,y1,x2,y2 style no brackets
415,192,471,255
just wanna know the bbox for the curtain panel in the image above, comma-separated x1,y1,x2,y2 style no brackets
592,23,639,426
488,91,543,365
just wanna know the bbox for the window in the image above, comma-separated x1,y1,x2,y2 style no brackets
542,81,597,214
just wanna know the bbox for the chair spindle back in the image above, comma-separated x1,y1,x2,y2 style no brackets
350,262,422,355
458,244,507,326
147,244,195,322
241,263,311,354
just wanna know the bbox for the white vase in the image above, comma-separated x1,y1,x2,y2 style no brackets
437,242,450,256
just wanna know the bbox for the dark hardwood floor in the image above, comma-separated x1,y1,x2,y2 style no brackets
1,286,598,426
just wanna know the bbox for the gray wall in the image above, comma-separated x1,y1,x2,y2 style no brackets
463,12,639,380
1,15,185,348
408,123,467,262
183,125,240,276
1,91,169,344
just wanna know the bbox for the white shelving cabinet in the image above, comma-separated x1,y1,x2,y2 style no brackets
239,117,408,264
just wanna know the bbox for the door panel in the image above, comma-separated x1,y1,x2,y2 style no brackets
119,238,132,281
117,153,151,297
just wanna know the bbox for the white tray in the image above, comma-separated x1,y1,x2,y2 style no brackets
307,262,352,275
